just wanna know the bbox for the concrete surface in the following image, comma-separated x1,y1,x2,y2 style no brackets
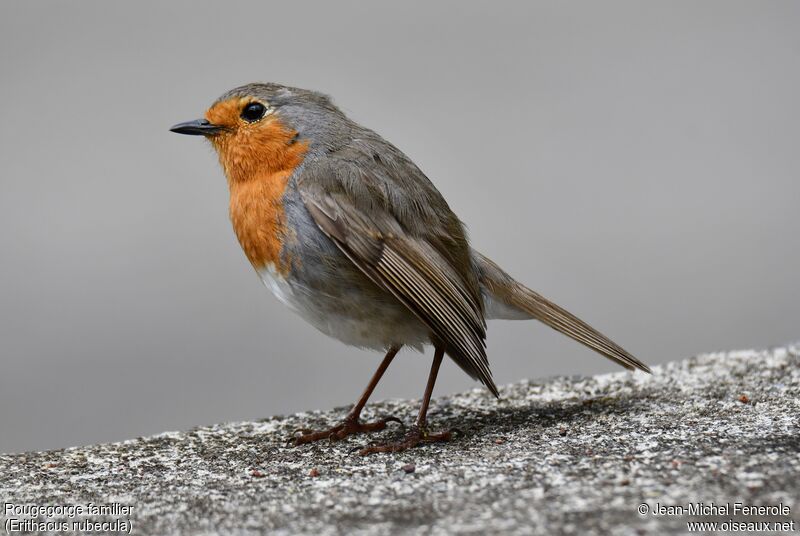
1,344,798,535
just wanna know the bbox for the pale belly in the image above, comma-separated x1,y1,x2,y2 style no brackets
256,263,430,352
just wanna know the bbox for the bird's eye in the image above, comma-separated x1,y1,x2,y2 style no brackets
240,102,267,122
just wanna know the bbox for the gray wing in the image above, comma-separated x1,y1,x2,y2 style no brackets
298,156,498,396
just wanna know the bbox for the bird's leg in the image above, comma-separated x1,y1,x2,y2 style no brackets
292,345,402,445
359,345,454,455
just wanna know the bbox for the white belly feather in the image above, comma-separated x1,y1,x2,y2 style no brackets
257,263,296,309
256,263,428,351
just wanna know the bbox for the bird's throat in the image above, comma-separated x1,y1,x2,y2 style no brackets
215,121,308,273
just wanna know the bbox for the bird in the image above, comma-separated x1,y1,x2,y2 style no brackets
170,82,650,455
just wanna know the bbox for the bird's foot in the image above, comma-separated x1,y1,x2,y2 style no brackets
358,424,455,455
290,414,401,445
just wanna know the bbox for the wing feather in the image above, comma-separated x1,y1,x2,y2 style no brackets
302,188,498,396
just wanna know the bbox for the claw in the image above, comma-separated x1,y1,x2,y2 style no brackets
285,427,314,446
358,424,454,456
291,415,405,446
382,415,403,425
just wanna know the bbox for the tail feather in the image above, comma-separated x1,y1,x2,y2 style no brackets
474,251,651,374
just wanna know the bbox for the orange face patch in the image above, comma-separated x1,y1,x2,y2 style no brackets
205,97,308,273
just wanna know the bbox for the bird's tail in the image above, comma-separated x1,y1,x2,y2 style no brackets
474,250,651,373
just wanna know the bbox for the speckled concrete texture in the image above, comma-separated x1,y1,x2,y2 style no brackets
2,345,799,535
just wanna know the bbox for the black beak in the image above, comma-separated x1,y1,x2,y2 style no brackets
169,118,224,136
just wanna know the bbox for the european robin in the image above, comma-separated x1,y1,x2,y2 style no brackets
170,83,650,454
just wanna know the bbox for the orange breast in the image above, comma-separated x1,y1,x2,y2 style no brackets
229,171,293,271
210,113,308,273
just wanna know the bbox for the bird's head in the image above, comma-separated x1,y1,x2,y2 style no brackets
170,82,345,183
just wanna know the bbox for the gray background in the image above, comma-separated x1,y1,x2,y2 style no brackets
1,1,797,454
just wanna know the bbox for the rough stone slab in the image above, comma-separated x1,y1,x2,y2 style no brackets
2,345,799,535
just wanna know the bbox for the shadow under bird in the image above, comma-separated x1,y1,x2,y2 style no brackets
170,83,650,454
